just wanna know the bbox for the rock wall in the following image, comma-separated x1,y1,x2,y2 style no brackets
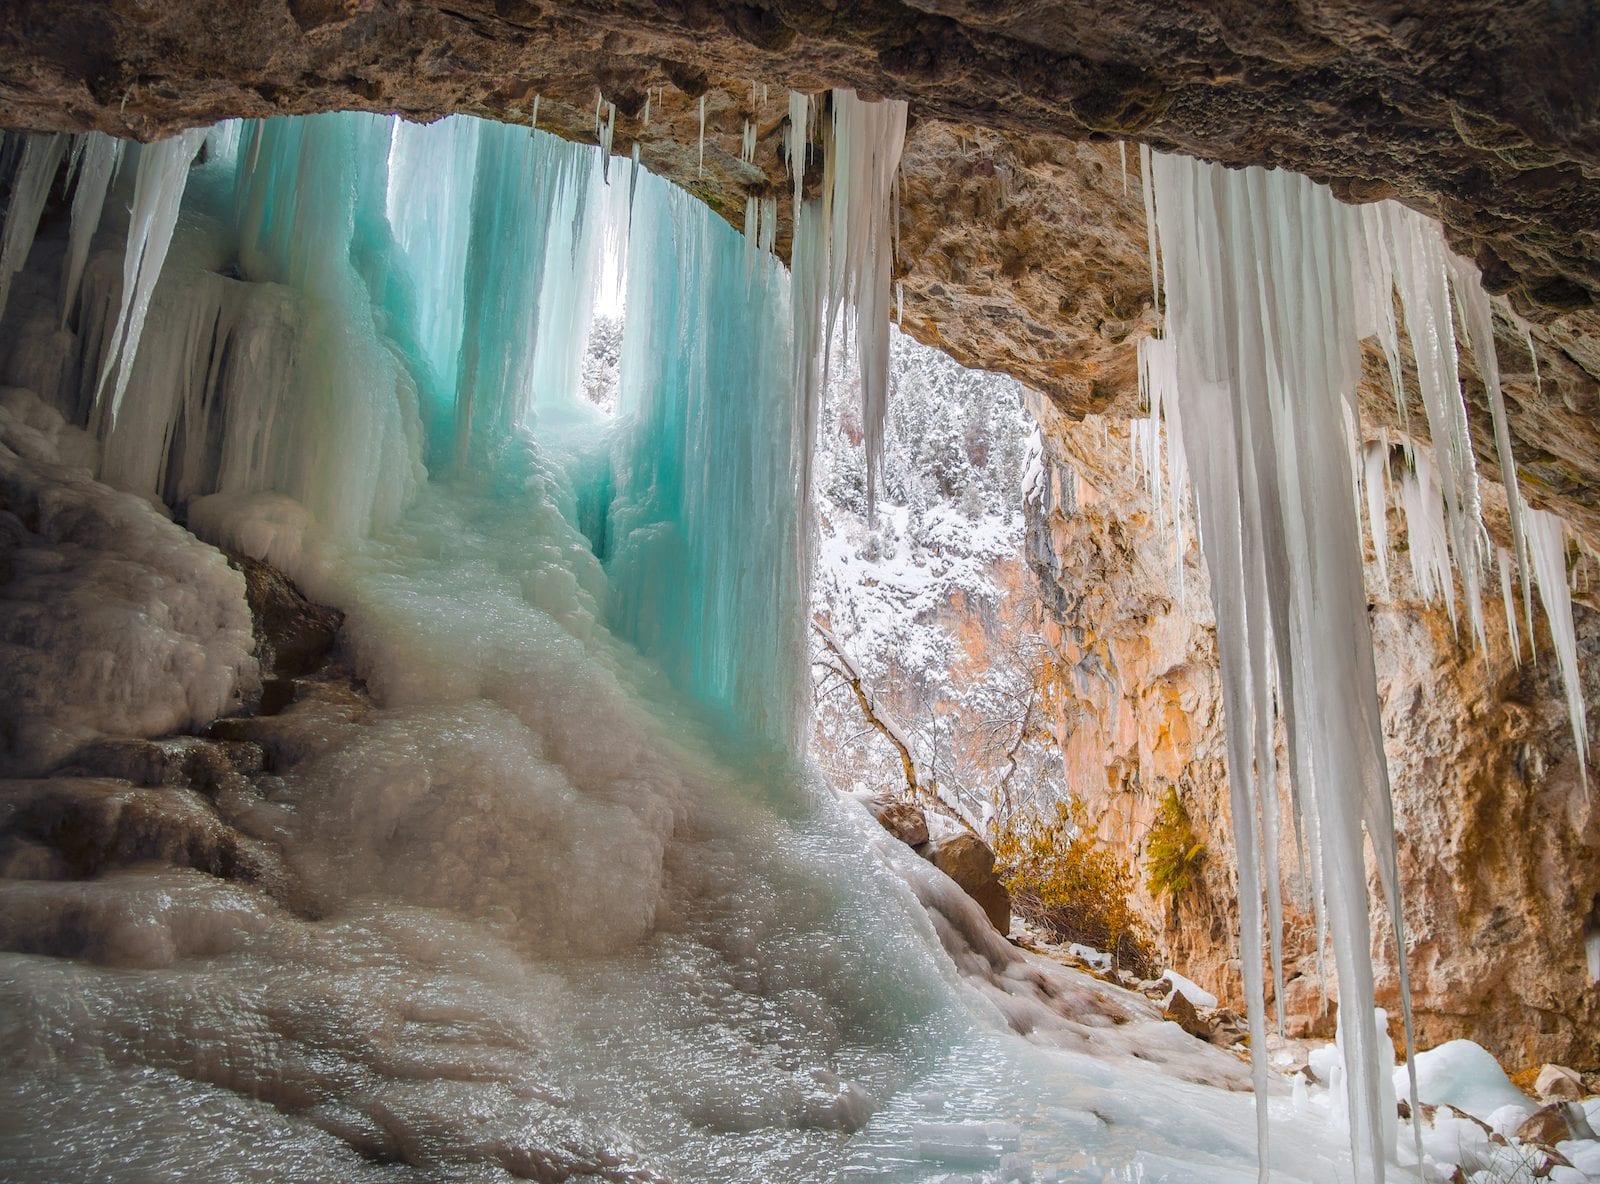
1027,397,1600,1070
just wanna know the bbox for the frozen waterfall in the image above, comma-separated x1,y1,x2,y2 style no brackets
0,104,1585,1184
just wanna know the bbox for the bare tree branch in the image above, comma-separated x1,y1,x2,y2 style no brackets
811,619,925,803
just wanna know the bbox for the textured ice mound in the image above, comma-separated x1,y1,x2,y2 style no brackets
0,388,257,774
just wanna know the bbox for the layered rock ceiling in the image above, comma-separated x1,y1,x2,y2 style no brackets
2,0,1598,538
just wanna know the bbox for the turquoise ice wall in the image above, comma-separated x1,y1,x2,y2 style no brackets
102,112,810,756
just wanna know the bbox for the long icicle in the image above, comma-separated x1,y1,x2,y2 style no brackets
1145,152,1426,1184
92,129,209,432
1527,508,1589,788
0,133,67,324
60,132,125,327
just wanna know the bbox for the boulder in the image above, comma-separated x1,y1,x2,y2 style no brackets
1162,988,1214,1042
1535,1063,1585,1102
926,830,1010,935
863,795,929,847
228,551,343,679
1515,1102,1596,1146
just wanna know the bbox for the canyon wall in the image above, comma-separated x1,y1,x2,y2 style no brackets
1027,397,1600,1069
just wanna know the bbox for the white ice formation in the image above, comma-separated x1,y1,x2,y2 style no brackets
1139,150,1591,1184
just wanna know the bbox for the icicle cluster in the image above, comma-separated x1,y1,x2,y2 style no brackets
607,174,807,751
1139,150,1591,1183
0,106,909,756
787,89,907,517
1141,153,1420,1184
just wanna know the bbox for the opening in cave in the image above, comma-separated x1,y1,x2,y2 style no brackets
0,39,1597,1184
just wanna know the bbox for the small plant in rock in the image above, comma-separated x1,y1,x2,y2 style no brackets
1145,784,1206,898
993,798,1156,978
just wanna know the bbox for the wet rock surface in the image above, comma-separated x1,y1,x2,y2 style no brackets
0,776,301,911
227,550,343,680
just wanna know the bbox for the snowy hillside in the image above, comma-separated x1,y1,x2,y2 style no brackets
809,328,1062,829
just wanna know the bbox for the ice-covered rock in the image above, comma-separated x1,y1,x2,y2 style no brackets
1162,968,1219,1009
0,389,257,774
1515,1102,1595,1146
1397,1039,1536,1124
861,792,930,847
0,777,300,914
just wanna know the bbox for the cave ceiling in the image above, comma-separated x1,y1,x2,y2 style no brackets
3,0,1600,542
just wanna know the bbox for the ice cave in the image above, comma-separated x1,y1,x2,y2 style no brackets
1,4,1599,1183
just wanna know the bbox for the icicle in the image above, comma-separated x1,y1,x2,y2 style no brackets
594,90,603,134
1351,206,1406,424
786,91,810,220
1362,441,1391,593
761,83,769,108
60,133,124,327
1449,255,1534,661
628,142,641,220
758,196,776,263
244,119,264,179
1499,546,1522,664
0,133,67,325
93,128,209,431
204,121,242,165
599,102,616,182
697,94,706,177
1377,203,1488,649
821,89,908,513
1138,142,1159,310
895,280,903,327
61,134,85,194
1527,508,1589,787
743,195,758,281
740,119,757,165
640,89,650,129
529,93,540,132
1398,447,1458,619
